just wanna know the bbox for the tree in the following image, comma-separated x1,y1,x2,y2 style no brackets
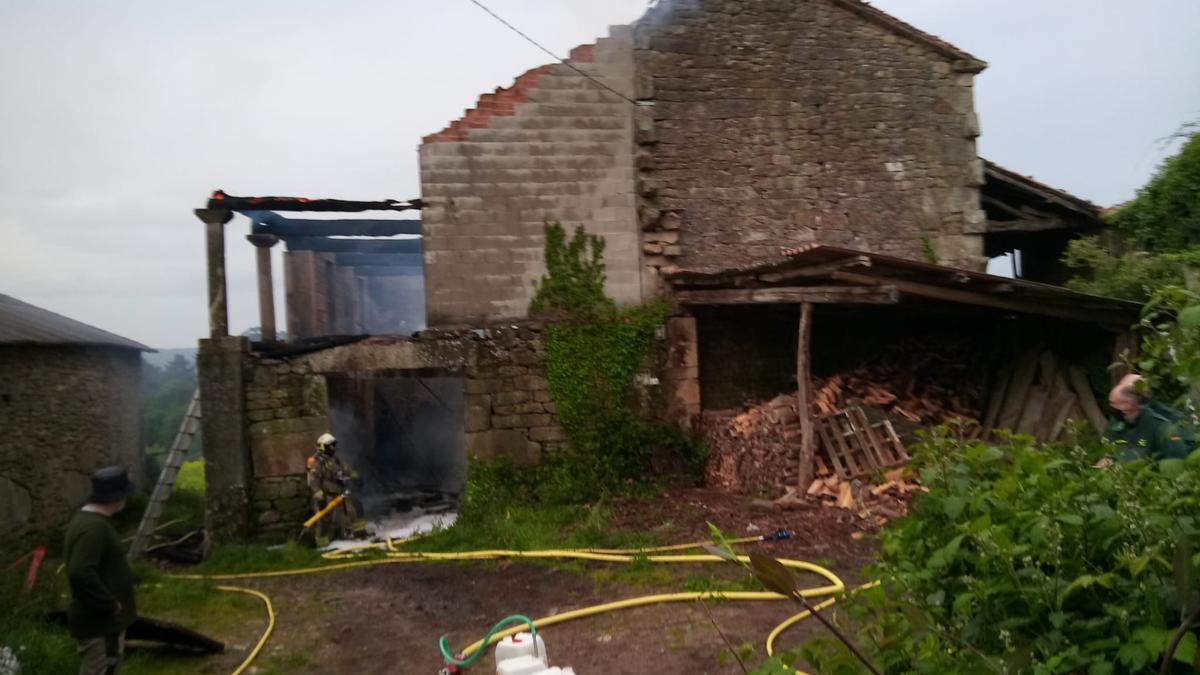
1111,128,1200,252
1065,127,1200,300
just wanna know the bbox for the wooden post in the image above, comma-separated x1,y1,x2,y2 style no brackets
246,233,279,342
195,208,233,338
796,302,816,491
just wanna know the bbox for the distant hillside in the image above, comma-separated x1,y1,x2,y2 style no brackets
143,348,196,369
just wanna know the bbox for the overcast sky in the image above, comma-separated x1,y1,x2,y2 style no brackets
1,1,1197,348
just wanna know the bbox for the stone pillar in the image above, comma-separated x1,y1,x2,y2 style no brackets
195,208,233,338
246,233,279,342
198,335,251,545
663,316,700,429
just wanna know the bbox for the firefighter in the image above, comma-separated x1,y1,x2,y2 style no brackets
306,433,365,545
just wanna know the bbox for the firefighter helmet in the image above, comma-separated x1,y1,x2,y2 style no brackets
317,433,337,452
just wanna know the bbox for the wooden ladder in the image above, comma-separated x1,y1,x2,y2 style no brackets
129,390,202,558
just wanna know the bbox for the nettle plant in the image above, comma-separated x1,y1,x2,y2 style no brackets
798,427,1200,674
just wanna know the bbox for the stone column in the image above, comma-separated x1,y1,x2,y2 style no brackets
198,335,251,546
195,208,234,338
246,233,279,342
663,316,700,429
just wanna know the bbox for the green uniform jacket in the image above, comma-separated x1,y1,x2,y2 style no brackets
1105,402,1194,461
64,510,137,639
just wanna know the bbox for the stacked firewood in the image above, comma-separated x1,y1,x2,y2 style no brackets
814,337,987,425
701,394,802,497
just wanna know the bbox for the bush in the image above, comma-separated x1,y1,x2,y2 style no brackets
801,429,1200,673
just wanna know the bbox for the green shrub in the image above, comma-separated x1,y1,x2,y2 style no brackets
801,429,1200,673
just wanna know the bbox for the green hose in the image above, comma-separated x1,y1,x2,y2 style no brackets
440,614,538,667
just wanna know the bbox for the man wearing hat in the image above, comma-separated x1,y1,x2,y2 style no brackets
64,466,137,675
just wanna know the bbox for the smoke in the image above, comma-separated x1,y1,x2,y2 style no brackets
326,372,466,518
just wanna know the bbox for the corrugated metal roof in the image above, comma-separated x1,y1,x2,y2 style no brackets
0,294,152,352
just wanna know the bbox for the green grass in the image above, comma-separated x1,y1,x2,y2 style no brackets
402,503,658,553
0,572,78,675
190,541,333,575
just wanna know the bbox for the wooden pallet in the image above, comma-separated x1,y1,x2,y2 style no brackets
816,406,909,480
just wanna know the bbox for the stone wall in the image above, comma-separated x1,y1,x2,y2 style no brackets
633,0,988,280
419,31,642,326
0,345,141,547
217,325,565,540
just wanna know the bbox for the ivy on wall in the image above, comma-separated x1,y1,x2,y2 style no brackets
531,222,701,501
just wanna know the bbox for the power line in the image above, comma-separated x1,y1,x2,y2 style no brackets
464,0,641,107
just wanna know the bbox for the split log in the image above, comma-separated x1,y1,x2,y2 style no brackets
1068,366,1108,432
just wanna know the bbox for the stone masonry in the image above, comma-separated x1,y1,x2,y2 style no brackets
419,0,991,307
205,325,564,541
0,345,141,548
633,0,988,276
420,32,642,326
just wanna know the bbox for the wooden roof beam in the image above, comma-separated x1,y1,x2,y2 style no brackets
674,285,899,306
831,270,1131,329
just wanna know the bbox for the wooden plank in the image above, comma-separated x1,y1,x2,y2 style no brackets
852,407,890,469
1067,366,1107,432
796,302,816,490
831,414,864,476
1046,393,1078,442
1038,351,1060,389
676,286,898,306
816,422,849,479
1036,367,1071,439
1015,386,1048,435
881,419,909,462
831,270,1133,328
981,365,1012,436
996,347,1043,431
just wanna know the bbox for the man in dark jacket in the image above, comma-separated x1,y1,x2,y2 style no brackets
64,466,137,675
1105,376,1193,461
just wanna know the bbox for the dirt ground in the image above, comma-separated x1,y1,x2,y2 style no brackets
136,488,881,674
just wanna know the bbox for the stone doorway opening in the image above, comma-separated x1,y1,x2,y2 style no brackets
324,369,466,521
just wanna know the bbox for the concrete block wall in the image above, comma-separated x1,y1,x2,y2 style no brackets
633,0,988,273
420,30,642,326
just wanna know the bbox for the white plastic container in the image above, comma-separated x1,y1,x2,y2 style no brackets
495,632,547,667
496,655,549,675
536,668,576,674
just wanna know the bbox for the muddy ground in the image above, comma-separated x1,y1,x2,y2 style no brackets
137,488,881,674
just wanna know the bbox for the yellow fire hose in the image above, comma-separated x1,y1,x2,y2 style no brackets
302,493,346,529
178,533,865,675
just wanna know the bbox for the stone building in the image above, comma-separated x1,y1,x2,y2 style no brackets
419,0,1103,324
195,0,1124,542
0,294,149,548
